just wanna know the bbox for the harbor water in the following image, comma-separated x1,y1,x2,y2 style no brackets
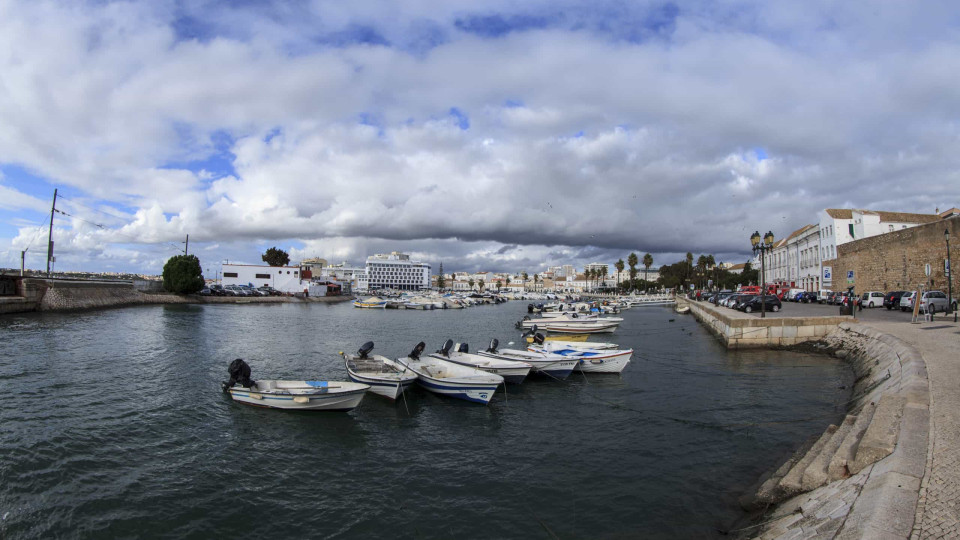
0,301,852,539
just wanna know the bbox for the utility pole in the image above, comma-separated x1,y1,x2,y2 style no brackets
46,188,57,276
21,250,27,276
183,234,189,256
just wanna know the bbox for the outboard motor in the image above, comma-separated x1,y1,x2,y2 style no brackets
533,333,545,345
528,303,534,313
458,343,469,353
357,341,374,359
225,358,256,390
408,341,426,360
522,315,531,321
486,339,499,353
438,339,454,357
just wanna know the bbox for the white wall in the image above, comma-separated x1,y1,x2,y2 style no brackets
221,264,303,293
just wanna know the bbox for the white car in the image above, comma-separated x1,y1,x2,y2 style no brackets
901,290,952,314
860,291,885,308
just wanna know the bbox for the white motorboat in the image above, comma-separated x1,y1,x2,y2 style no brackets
476,339,579,380
341,342,418,400
528,342,633,374
396,342,504,404
675,306,691,314
526,337,619,350
222,359,369,411
519,313,623,329
428,340,531,384
538,320,620,334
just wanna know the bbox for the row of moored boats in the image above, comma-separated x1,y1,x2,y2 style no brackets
222,334,633,411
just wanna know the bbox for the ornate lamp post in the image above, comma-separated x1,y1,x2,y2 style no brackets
750,230,775,318
947,228,955,323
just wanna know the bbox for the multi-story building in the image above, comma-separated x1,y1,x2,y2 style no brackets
819,209,940,263
769,224,817,289
584,262,610,275
364,251,431,291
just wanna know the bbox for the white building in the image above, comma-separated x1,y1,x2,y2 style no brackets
221,263,303,293
364,251,431,291
795,225,822,291
819,209,940,263
584,262,610,275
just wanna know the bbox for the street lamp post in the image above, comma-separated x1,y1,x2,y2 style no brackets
751,230,775,319
947,228,955,323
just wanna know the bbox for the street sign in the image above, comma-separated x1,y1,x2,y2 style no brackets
823,266,832,282
946,260,952,277
925,264,932,277
846,270,854,283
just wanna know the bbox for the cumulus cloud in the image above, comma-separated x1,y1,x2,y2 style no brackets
0,0,958,273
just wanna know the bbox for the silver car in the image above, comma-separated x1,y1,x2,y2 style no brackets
919,291,950,314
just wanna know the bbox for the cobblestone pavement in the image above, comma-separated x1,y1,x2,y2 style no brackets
860,319,960,540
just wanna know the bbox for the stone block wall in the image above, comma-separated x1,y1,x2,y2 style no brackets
831,216,958,293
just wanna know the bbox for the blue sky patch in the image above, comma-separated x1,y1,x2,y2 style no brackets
454,14,555,38
449,108,470,130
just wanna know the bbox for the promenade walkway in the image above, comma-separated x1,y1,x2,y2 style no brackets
859,319,960,540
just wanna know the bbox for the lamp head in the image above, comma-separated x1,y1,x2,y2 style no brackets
763,231,775,247
750,231,761,248
946,228,951,241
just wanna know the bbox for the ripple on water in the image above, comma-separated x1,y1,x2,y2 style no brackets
0,303,852,539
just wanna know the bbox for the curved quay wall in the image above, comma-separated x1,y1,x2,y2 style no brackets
679,299,930,539
0,278,350,313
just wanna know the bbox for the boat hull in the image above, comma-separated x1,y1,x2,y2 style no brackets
477,351,577,380
396,357,503,404
576,353,631,373
226,384,369,411
346,372,417,400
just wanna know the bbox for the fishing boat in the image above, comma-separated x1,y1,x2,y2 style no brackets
528,339,633,374
523,336,619,350
221,359,369,411
539,320,620,334
354,296,387,308
476,339,579,380
675,305,691,314
428,340,531,384
523,333,589,343
341,342,418,400
519,313,623,329
396,342,504,404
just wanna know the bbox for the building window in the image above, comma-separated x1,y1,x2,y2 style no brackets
888,225,894,232
255,274,271,279
848,224,855,238
224,272,238,278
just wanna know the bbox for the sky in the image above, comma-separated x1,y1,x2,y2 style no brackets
1,0,958,276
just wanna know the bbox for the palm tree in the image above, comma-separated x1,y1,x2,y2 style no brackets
685,252,694,287
628,253,638,291
496,279,502,292
696,255,708,288
478,278,485,292
533,274,540,291
521,272,528,289
584,268,593,292
600,266,608,291
505,276,511,290
642,253,653,291
468,278,475,290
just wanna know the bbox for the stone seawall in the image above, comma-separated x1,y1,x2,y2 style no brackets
0,278,351,314
679,298,851,348
717,320,930,539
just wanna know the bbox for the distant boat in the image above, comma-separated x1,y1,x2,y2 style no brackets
675,306,691,314
222,359,369,411
396,342,504,404
342,342,417,401
354,296,388,308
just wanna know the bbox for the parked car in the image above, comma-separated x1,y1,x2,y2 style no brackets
919,291,950,314
822,291,836,305
199,287,212,296
883,291,907,310
787,288,805,302
899,291,917,312
732,294,756,310
799,291,818,303
740,295,782,313
860,291,885,308
258,286,280,296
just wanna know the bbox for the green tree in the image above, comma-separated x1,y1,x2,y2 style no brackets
533,274,539,290
496,279,502,292
585,268,593,292
468,278,475,290
162,254,205,294
478,278,485,292
628,253,639,290
437,262,445,290
262,247,290,266
601,266,608,289
642,253,653,291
